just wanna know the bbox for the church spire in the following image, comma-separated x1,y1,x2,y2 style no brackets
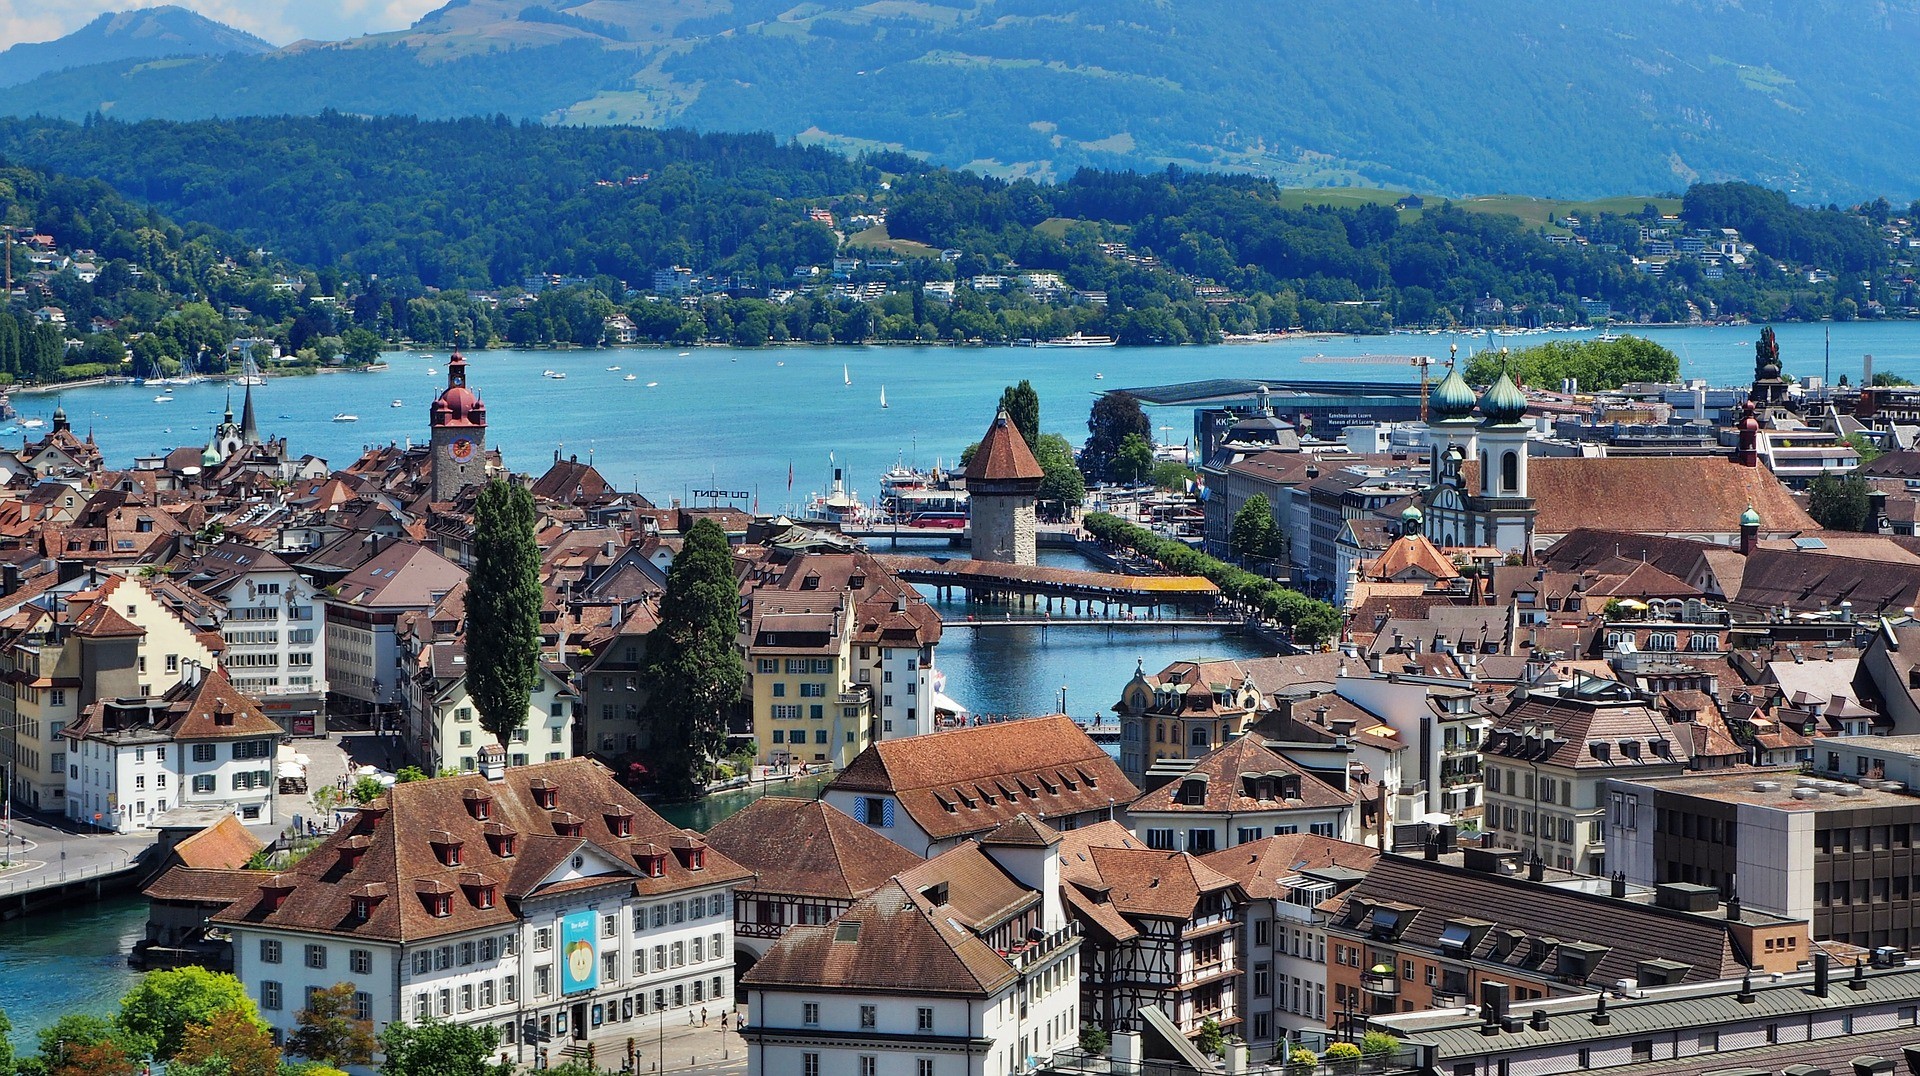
240,378,259,445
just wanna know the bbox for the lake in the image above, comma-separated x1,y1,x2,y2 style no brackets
20,324,1919,522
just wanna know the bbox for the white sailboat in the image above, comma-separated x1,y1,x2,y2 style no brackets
880,385,888,409
844,364,852,387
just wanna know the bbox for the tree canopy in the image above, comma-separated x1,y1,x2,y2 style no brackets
1034,433,1087,512
642,518,744,797
1808,474,1872,532
1086,393,1152,481
1462,336,1679,392
1230,495,1284,568
287,984,375,1068
467,480,544,747
117,968,260,1062
378,1019,512,1076
999,380,1040,450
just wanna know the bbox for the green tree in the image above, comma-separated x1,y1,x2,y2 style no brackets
999,380,1040,449
339,327,384,365
467,480,543,747
287,984,375,1068
1230,494,1282,567
1114,433,1155,485
1463,337,1678,392
1360,1031,1401,1060
1149,460,1196,491
393,766,428,783
1077,1025,1109,1055
1086,392,1152,480
0,1007,12,1076
378,1019,511,1076
1872,372,1915,387
36,1015,148,1074
349,775,384,804
1033,433,1086,513
117,968,260,1061
173,1009,280,1076
1846,432,1884,464
641,518,744,798
1807,474,1872,532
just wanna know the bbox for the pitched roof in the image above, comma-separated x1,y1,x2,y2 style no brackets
212,758,751,942
1331,854,1765,988
1198,834,1380,901
1527,456,1817,536
1363,534,1460,583
1482,690,1691,771
740,879,1018,997
1732,546,1920,618
964,407,1043,482
827,716,1139,841
143,866,271,904
172,814,266,870
1071,845,1242,921
703,797,923,901
1129,735,1353,814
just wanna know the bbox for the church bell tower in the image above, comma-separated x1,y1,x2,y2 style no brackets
429,351,488,502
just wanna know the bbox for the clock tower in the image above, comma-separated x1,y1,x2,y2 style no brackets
429,350,488,502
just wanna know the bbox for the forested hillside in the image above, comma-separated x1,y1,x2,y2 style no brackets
5,0,1920,201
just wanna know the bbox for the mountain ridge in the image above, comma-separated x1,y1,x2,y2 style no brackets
4,0,1920,202
0,5,272,89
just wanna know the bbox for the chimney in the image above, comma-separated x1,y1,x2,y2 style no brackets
1610,871,1627,898
1726,893,1742,922
1591,993,1610,1026
1527,854,1545,882
1851,958,1869,991
478,743,506,782
1814,952,1831,997
1529,1009,1550,1031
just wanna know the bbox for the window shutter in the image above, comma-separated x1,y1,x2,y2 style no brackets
881,799,895,828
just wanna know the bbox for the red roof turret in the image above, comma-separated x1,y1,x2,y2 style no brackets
430,351,486,429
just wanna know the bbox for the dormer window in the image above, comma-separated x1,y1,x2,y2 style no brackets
337,835,370,871
474,884,496,909
484,823,517,858
417,880,454,917
671,837,708,871
530,780,558,810
258,875,296,912
352,897,373,920
605,809,633,839
552,812,584,838
429,832,464,867
463,789,492,821
635,845,668,877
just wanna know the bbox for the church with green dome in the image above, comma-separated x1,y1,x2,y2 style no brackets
1419,354,1538,557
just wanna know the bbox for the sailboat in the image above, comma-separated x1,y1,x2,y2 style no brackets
844,364,852,387
880,385,888,409
235,344,266,386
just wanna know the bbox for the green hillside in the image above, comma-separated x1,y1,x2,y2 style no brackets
3,0,1920,201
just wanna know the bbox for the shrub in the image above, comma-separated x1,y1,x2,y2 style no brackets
1287,1047,1319,1076
1361,1031,1400,1058
1323,1041,1363,1072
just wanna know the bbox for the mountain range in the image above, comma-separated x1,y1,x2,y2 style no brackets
4,1,1920,202
0,5,270,88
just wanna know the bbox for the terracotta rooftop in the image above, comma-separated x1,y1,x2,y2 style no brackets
963,406,1043,483
828,716,1138,841
1527,456,1816,536
703,797,923,901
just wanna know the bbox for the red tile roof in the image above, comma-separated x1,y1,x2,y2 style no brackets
704,797,923,901
964,407,1043,482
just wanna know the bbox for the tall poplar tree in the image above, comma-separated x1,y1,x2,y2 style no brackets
999,380,1040,449
642,518,744,798
467,480,543,747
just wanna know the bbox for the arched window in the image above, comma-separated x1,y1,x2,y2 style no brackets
1480,452,1490,493
1190,726,1211,748
1689,633,1721,652
1501,451,1519,493
1647,633,1678,652
1606,632,1629,649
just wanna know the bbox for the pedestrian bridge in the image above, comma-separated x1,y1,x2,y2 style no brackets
878,555,1219,612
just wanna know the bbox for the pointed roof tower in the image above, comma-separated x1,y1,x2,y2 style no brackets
240,379,259,445
430,351,486,429
964,405,1043,482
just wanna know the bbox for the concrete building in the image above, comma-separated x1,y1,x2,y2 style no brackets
65,666,281,831
741,816,1081,1076
217,754,750,1060
1611,762,1920,950
1128,735,1356,853
1326,848,1808,1032
1481,678,1692,874
1199,835,1377,1047
323,540,465,718
965,407,1043,566
179,540,329,737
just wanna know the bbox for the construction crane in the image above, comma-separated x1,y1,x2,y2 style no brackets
1301,346,1457,421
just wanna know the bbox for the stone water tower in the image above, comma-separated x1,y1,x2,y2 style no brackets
965,405,1045,565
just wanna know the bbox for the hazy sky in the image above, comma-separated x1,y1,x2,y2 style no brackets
0,1,445,48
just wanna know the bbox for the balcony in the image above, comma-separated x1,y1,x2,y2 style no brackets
1008,921,1081,970
1360,963,1401,999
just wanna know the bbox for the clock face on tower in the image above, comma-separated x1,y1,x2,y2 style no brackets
449,437,476,463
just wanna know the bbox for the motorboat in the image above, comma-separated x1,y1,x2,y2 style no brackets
332,413,359,422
